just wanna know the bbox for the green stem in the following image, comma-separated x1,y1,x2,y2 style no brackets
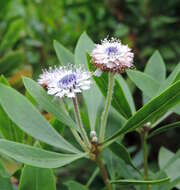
71,128,89,152
96,154,112,190
59,99,89,152
99,72,115,143
72,96,91,149
141,130,150,190
86,167,99,188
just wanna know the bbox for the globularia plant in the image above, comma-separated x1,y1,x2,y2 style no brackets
0,32,180,190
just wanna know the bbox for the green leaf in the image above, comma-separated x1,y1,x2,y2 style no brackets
159,147,180,189
0,75,10,86
127,70,160,98
0,77,24,142
148,121,180,138
53,40,74,65
75,32,95,66
18,165,56,190
0,84,79,153
111,178,170,185
0,51,24,75
105,81,180,145
0,19,24,53
0,0,11,19
145,50,166,84
87,54,132,119
116,75,136,114
65,180,88,190
109,142,140,174
0,176,13,190
0,160,13,190
162,63,180,115
83,84,102,130
160,63,180,91
23,77,77,131
0,139,86,168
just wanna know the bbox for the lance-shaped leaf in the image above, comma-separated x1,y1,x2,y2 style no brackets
0,76,24,142
109,142,141,174
0,160,13,190
0,19,24,53
111,178,170,185
87,54,132,119
0,139,86,168
159,147,180,189
23,77,77,131
158,63,180,93
83,84,103,130
116,75,136,114
127,70,160,98
65,181,88,190
0,84,79,153
53,40,74,65
104,80,180,146
18,165,56,190
144,50,166,84
75,32,95,66
0,51,24,75
148,121,180,138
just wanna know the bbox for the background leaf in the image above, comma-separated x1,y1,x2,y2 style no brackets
0,51,24,75
127,70,160,98
0,160,13,190
75,32,95,66
0,19,24,53
159,147,180,189
109,142,140,173
53,40,74,65
65,180,88,190
18,165,56,190
144,50,166,84
148,121,180,138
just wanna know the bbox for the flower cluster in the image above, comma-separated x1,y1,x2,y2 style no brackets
38,38,134,98
91,38,134,73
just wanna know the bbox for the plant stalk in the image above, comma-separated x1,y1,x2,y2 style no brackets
59,99,89,152
96,154,112,190
141,129,150,190
72,96,91,149
99,72,114,143
71,128,89,152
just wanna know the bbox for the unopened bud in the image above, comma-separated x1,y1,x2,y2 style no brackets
145,122,151,127
90,130,97,138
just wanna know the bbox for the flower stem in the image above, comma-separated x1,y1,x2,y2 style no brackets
71,128,89,152
72,96,91,149
96,154,112,190
141,129,150,190
99,72,115,143
59,99,89,152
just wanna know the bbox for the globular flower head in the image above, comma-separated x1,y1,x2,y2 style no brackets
38,65,91,98
91,38,134,73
